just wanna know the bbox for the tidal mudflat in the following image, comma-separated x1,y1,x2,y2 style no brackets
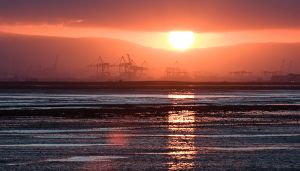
0,84,299,170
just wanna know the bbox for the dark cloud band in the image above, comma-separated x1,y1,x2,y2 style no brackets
0,0,300,31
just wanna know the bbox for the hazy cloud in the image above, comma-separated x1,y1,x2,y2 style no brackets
1,0,300,32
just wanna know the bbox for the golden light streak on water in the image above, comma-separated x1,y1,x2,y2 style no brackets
167,110,196,170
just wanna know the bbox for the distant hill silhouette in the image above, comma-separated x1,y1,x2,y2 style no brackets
0,32,299,81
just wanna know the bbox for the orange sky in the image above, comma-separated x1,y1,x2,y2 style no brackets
1,0,300,81
1,24,300,50
1,0,300,51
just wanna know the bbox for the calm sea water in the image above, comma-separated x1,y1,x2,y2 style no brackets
0,88,299,170
0,109,299,170
0,89,299,109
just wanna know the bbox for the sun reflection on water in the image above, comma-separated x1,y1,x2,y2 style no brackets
167,110,196,170
168,94,195,100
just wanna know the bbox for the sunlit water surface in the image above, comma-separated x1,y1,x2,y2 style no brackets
0,89,299,170
0,89,299,109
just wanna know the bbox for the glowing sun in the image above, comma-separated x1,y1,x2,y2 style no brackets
168,31,195,50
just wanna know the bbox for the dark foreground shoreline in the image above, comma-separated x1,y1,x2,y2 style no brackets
1,81,300,90
1,104,300,118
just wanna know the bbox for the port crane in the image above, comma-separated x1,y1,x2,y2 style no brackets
89,54,148,80
165,61,188,80
119,54,147,79
89,56,112,79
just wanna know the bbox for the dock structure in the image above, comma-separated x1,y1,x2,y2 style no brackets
230,71,253,77
261,70,280,81
271,74,300,82
229,71,253,82
89,56,112,80
118,54,147,80
90,54,148,81
165,61,188,80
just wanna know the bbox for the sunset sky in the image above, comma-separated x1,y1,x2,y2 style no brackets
1,0,300,50
1,0,300,81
